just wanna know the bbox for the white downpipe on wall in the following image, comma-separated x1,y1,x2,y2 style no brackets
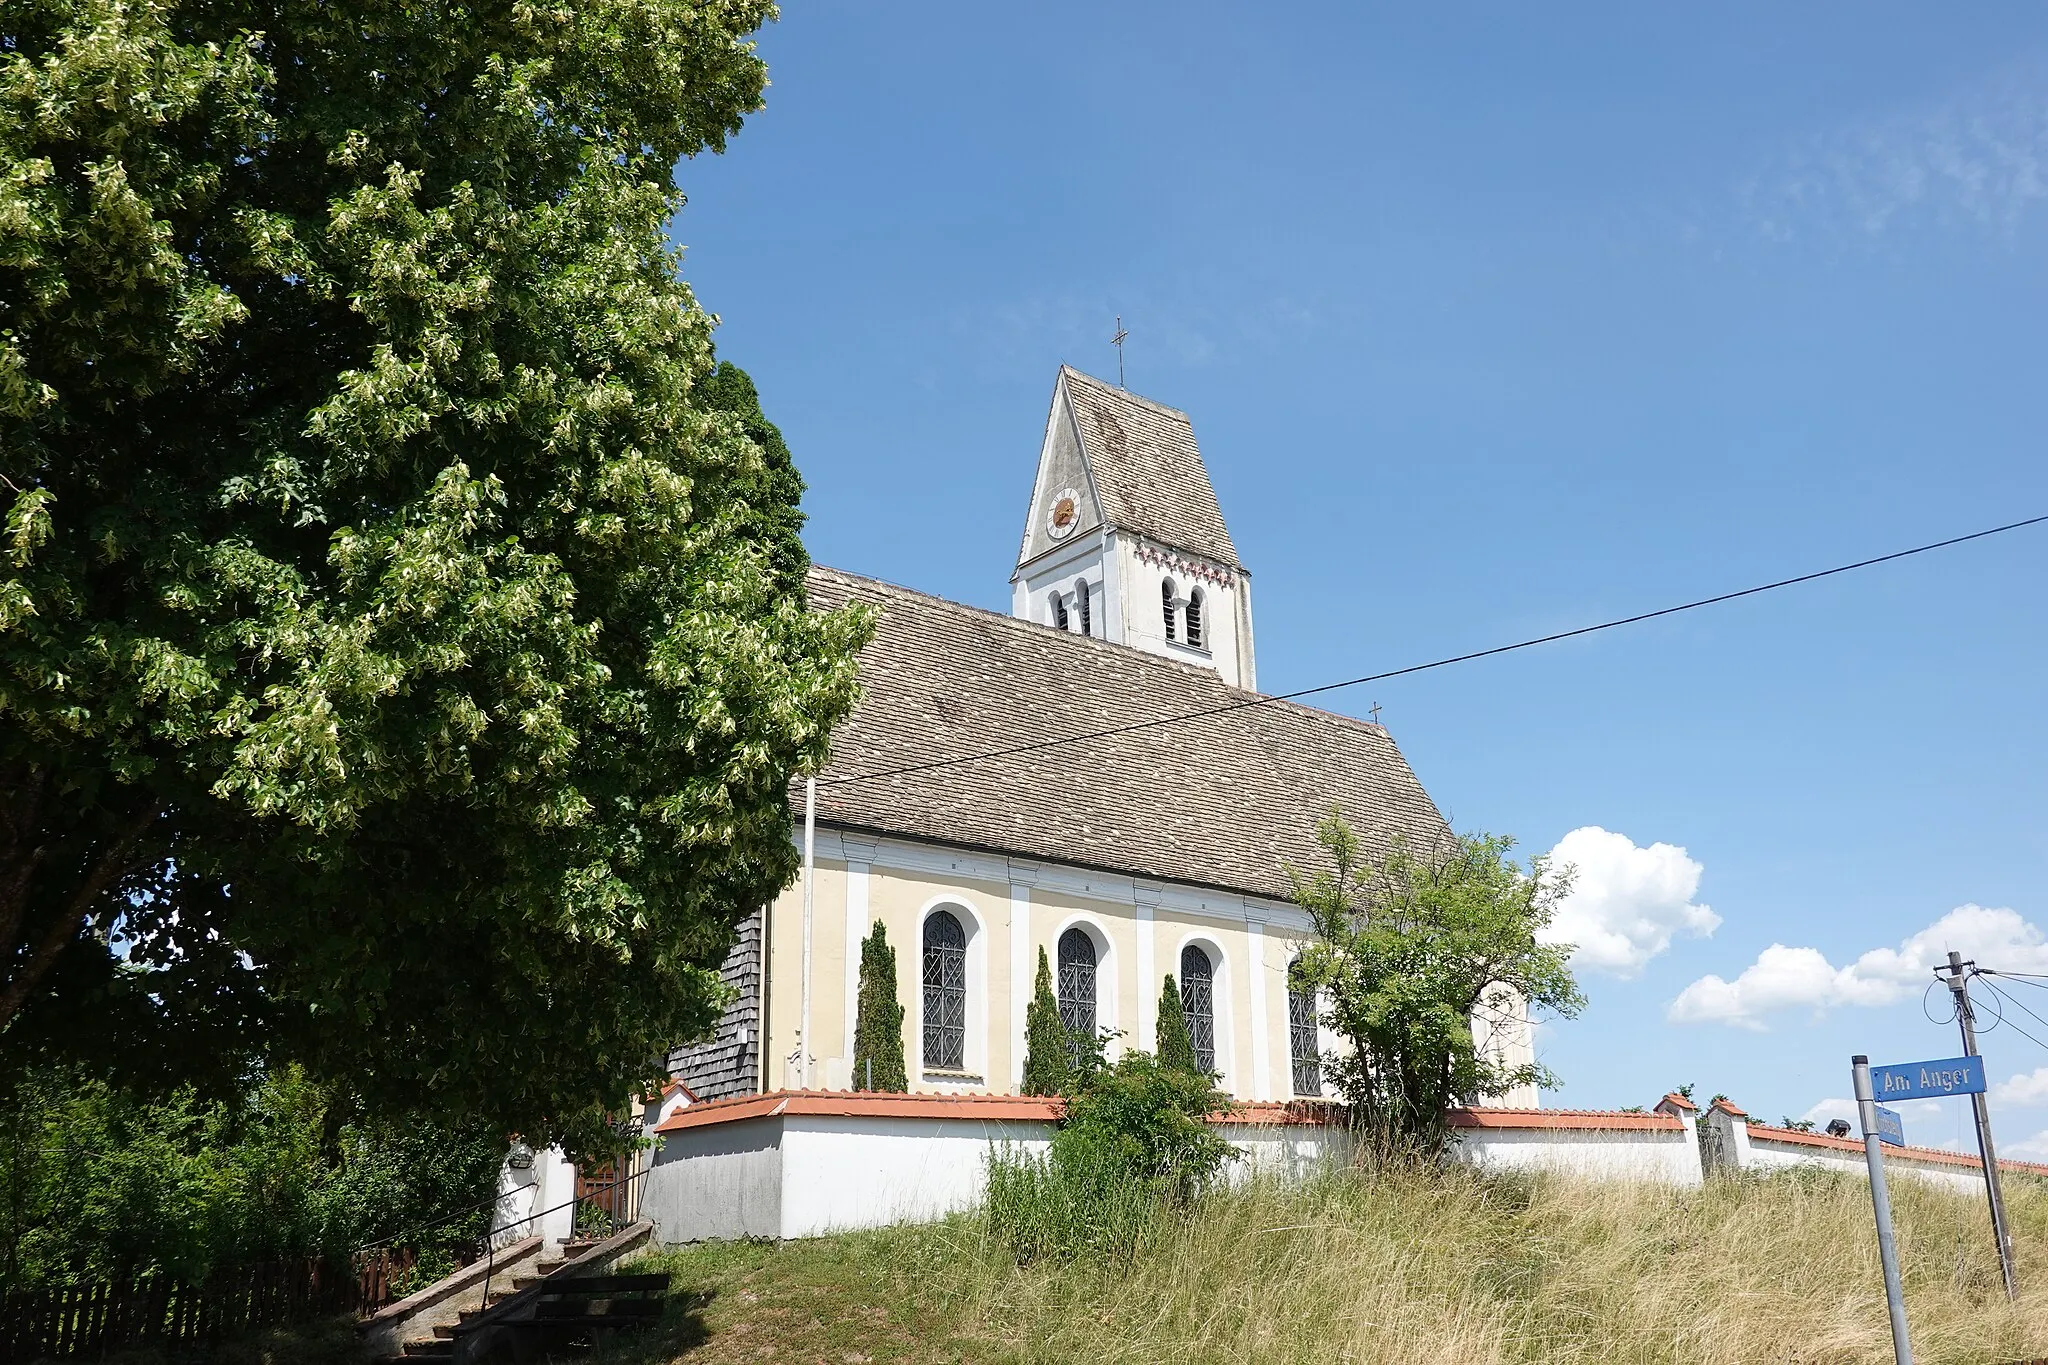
799,777,816,1090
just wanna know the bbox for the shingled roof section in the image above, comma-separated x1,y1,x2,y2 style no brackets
807,567,1446,903
1059,366,1241,568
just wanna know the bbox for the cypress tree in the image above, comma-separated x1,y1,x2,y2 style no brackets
851,923,908,1092
1021,947,1072,1097
1157,974,1200,1075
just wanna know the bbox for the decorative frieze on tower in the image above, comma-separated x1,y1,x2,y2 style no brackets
1010,366,1257,690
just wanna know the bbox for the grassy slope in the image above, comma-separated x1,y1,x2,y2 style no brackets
595,1165,2048,1365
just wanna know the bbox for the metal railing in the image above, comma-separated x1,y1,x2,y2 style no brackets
474,1157,655,1308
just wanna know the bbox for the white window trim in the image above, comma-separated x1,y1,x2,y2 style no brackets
915,895,990,1087
1050,912,1119,1057
1173,932,1235,1095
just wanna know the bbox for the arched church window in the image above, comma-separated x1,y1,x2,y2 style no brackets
1179,944,1216,1075
1287,958,1321,1097
922,910,967,1071
1075,579,1091,636
1051,590,1068,631
1161,579,1178,642
1057,928,1097,1044
1186,589,1205,649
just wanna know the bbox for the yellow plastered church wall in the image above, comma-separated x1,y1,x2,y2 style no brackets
761,838,1342,1102
763,859,850,1092
868,865,1017,1091
1032,887,1141,1067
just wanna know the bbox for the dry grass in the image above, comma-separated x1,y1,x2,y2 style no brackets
610,1164,2048,1365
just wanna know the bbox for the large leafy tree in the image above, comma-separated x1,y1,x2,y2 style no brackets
1290,813,1584,1151
0,0,866,1146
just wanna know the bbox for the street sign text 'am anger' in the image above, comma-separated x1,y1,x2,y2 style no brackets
1869,1055,1985,1101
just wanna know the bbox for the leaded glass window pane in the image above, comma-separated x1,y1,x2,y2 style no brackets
1287,960,1321,1097
1180,944,1215,1076
1057,928,1097,1042
923,911,966,1071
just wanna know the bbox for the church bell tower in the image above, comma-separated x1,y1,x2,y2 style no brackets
1010,367,1256,691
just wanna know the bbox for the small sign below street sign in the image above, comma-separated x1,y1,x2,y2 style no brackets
1870,1055,1985,1101
1872,1104,1906,1148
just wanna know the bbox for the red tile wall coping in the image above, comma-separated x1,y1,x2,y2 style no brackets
650,1090,1690,1136
1745,1122,2048,1177
654,1090,1059,1132
1447,1107,1685,1133
652,1089,1357,1133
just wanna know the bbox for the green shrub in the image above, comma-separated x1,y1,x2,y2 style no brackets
0,1065,503,1291
1155,974,1199,1075
851,923,908,1092
987,1049,1236,1262
1021,948,1071,1098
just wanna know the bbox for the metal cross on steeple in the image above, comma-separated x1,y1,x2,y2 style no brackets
1369,702,1383,726
1111,316,1128,388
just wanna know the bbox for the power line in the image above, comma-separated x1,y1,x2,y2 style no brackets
1980,975,2048,1030
1977,978,2048,1057
824,512,2048,789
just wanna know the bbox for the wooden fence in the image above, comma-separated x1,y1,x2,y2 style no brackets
0,1259,360,1360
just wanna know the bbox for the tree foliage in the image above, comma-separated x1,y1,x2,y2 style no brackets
1021,947,1071,1098
850,922,906,1093
1154,974,1199,1076
1290,813,1584,1151
0,0,868,1144
1058,1051,1235,1200
0,1064,502,1291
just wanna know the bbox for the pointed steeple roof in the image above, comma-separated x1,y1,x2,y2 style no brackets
1056,366,1241,568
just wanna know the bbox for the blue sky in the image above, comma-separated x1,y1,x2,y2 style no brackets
672,4,2048,1147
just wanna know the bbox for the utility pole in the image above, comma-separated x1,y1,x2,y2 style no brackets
1945,950,2017,1298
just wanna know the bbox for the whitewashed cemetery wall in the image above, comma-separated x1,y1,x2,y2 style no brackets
640,1091,1709,1244
545,1086,2048,1248
1697,1099,2048,1195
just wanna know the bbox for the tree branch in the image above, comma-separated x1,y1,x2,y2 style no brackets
0,801,163,1031
0,765,52,956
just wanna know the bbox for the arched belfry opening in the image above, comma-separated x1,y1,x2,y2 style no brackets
1008,366,1256,690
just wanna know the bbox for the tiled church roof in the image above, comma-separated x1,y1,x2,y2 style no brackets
806,567,1447,904
1059,366,1241,568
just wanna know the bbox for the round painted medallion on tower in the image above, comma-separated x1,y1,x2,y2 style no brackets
1046,488,1081,540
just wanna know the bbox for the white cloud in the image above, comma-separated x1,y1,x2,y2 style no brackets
1993,1067,2048,1108
1667,904,2048,1030
1797,1098,1940,1138
1538,827,1720,977
1739,70,2048,245
1801,1097,1859,1130
2005,1129,2048,1161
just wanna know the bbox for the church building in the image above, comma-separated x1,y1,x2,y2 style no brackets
669,365,1536,1108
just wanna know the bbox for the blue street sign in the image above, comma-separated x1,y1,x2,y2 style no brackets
1872,1104,1906,1148
1870,1055,1985,1100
